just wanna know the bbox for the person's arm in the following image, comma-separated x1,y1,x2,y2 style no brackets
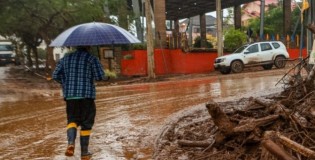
92,57,108,81
52,60,64,84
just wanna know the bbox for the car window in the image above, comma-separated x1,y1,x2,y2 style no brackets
272,42,280,49
245,44,258,54
260,43,272,51
234,45,248,53
0,45,13,51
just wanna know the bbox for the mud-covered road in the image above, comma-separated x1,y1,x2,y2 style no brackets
0,66,287,159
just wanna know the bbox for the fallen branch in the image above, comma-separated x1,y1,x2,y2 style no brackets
178,139,215,148
265,131,315,159
233,115,279,133
206,102,236,136
245,98,269,110
262,139,296,160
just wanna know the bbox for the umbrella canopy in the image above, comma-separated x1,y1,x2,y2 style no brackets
50,22,141,47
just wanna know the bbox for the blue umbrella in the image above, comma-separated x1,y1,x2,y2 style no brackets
50,22,141,47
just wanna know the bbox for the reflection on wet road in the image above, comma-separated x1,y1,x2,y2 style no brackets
0,67,284,159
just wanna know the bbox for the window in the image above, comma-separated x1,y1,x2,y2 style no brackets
246,44,258,54
272,42,280,49
260,43,272,51
0,45,13,51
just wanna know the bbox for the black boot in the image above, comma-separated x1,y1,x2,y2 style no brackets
80,135,92,160
65,127,77,156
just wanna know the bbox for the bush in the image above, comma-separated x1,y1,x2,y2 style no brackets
224,28,247,52
193,36,213,48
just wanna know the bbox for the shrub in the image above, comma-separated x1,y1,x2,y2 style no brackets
193,36,213,48
224,28,247,52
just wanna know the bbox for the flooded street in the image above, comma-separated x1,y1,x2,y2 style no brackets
0,66,286,159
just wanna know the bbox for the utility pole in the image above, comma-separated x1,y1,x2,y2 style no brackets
216,0,223,56
145,0,155,79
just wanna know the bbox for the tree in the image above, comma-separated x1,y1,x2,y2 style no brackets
0,0,133,73
193,36,213,48
247,3,301,38
224,28,247,52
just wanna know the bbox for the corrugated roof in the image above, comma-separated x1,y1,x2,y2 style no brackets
128,0,259,20
165,0,257,20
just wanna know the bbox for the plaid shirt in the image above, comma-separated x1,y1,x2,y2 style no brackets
53,49,105,99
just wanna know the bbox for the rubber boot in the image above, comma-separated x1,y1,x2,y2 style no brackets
65,127,77,156
80,135,92,160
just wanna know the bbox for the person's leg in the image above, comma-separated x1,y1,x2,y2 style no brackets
65,122,77,156
65,100,81,156
80,99,96,160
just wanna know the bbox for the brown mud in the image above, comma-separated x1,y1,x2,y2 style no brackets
0,64,296,159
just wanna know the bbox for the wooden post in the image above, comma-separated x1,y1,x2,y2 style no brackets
216,0,223,56
145,0,155,79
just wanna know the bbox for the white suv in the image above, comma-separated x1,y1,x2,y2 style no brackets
214,41,290,74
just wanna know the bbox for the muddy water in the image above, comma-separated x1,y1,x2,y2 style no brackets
0,67,284,160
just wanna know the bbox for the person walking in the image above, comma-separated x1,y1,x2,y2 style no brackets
53,46,107,160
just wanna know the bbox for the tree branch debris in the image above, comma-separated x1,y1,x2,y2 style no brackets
154,57,315,159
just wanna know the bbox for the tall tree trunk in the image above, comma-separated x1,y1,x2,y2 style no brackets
32,46,39,70
200,14,207,48
283,0,291,45
118,0,129,30
154,0,166,48
26,46,33,68
132,0,143,42
39,30,55,76
234,5,242,29
145,0,155,79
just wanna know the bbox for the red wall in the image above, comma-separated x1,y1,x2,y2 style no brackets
287,48,307,59
121,48,307,76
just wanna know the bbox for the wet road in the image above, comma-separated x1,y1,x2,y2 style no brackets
0,67,286,159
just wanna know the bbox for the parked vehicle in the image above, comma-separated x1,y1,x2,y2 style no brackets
0,41,18,66
214,41,290,74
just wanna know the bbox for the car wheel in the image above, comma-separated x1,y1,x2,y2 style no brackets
220,68,231,74
262,64,273,70
231,60,244,73
274,56,286,68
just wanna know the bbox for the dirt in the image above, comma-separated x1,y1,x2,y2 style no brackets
3,63,311,160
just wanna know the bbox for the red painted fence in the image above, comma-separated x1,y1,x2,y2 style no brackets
121,48,307,76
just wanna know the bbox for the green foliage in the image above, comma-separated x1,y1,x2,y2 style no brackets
248,3,301,36
193,36,213,48
224,28,247,52
37,48,46,59
131,43,147,50
105,69,117,78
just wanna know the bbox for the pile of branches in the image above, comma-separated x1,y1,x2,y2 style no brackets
154,58,315,160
